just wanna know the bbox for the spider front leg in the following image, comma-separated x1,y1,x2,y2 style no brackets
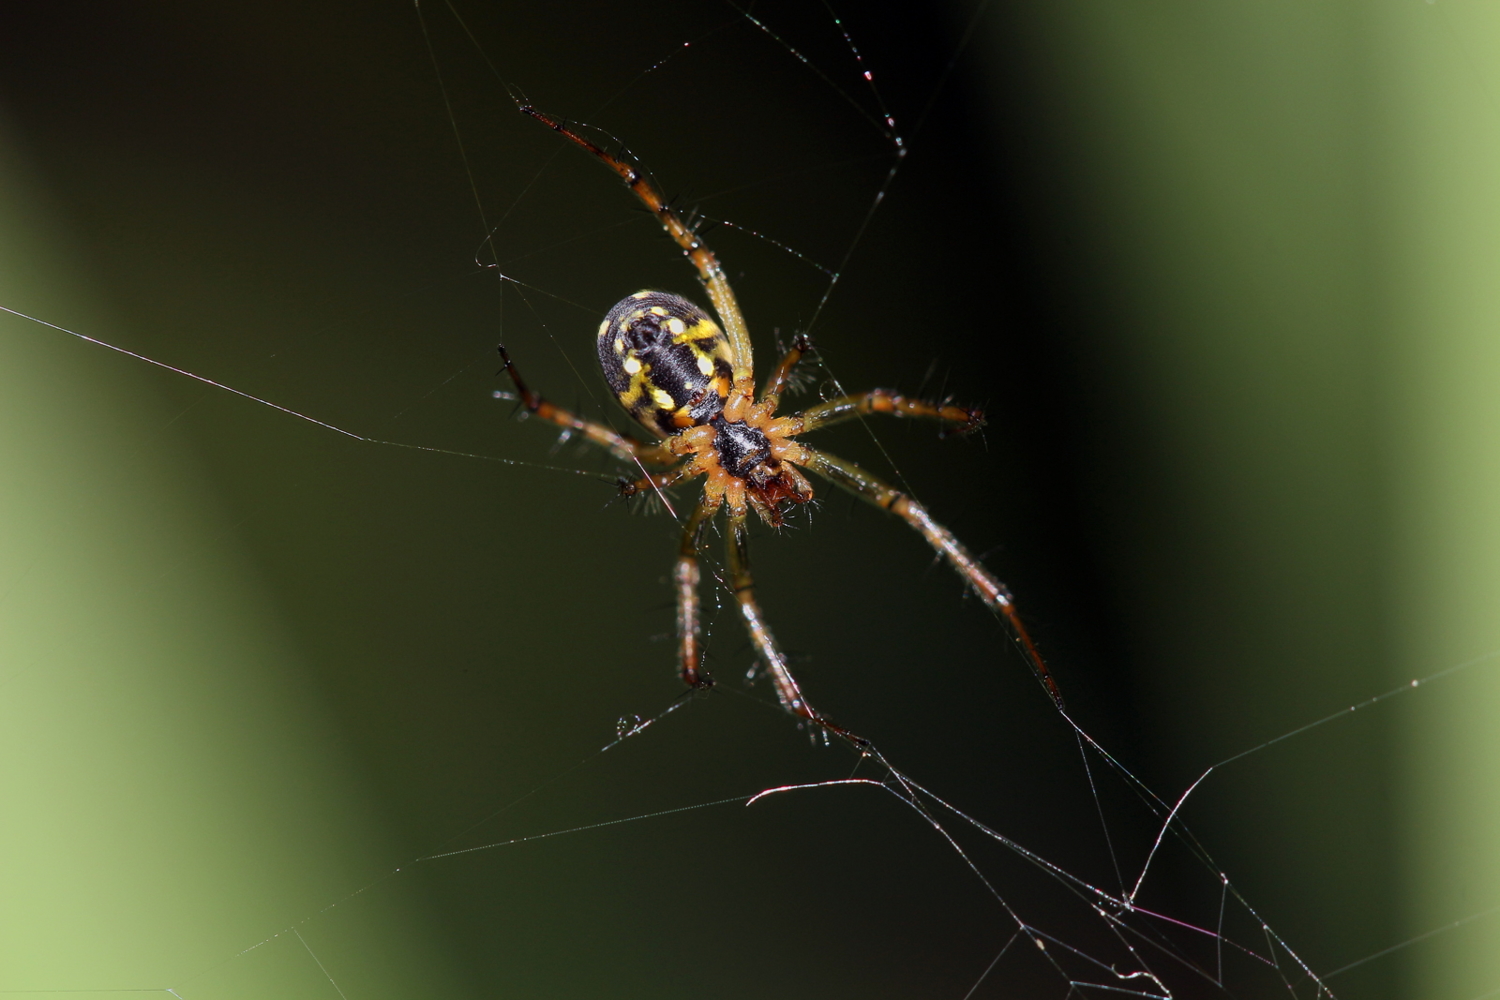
497,345,675,467
799,445,1065,708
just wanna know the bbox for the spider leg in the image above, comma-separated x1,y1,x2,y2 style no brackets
498,345,675,466
520,107,755,390
798,445,1065,708
761,332,813,402
785,389,984,436
675,494,722,688
724,509,817,721
618,465,700,498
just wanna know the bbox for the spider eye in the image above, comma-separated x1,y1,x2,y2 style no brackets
597,290,735,436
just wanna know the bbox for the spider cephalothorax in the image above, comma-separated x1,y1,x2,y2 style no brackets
501,106,1064,733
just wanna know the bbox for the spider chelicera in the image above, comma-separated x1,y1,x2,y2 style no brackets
500,107,1063,740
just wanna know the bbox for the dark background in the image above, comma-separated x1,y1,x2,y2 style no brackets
0,2,1400,997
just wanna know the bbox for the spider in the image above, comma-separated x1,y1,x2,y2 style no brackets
500,107,1064,738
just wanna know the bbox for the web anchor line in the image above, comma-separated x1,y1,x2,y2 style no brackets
0,304,606,482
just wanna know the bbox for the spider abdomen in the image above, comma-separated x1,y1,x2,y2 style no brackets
597,290,734,437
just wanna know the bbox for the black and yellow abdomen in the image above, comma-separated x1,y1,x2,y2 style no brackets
597,290,735,437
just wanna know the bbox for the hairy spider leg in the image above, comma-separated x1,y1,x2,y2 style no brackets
617,466,697,497
675,495,721,688
724,509,815,720
497,345,677,466
758,331,984,435
787,388,984,436
798,446,1065,708
519,107,756,397
761,333,813,401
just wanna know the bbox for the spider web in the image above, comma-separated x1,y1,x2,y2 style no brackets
0,1,1494,998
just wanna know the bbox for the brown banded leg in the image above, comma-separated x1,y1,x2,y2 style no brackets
675,495,722,688
783,389,984,436
760,332,813,402
519,107,756,393
800,446,1065,708
723,509,816,721
498,345,675,466
618,465,699,501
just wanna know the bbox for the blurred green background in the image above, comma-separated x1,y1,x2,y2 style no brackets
1,1,1496,997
